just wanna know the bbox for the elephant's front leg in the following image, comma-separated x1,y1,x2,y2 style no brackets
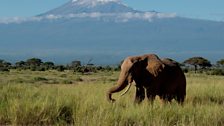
134,86,145,104
146,89,156,105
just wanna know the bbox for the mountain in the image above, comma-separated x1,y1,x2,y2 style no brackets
40,0,138,15
0,0,224,64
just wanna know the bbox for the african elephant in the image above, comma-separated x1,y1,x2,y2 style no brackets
106,54,186,104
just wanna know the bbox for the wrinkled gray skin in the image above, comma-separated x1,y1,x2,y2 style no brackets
107,54,186,104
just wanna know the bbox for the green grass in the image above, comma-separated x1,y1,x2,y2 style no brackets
0,70,224,125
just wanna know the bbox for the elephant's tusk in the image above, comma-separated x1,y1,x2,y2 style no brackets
120,83,132,96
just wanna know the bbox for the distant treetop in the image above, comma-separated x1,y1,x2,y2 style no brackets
183,56,212,73
217,59,224,66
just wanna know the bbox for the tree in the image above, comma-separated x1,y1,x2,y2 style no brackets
43,61,54,66
183,57,212,73
0,59,4,63
26,58,43,66
67,60,82,71
56,65,66,72
42,61,55,70
0,59,11,68
217,59,224,67
71,60,81,67
0,59,11,71
15,61,26,68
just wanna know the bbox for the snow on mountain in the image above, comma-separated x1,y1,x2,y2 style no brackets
0,0,175,24
41,0,136,15
72,0,122,6
38,0,176,22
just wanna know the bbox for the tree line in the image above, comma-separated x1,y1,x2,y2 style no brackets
0,58,118,73
0,57,224,75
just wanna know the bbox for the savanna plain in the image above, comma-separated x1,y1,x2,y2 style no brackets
0,70,223,125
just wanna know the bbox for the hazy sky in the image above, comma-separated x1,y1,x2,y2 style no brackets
0,0,224,21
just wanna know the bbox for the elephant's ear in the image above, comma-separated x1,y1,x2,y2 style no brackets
146,54,165,77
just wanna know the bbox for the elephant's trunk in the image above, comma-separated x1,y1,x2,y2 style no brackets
107,81,129,102
107,71,130,102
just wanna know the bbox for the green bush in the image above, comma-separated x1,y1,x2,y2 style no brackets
56,65,66,72
208,69,224,76
62,80,73,84
33,77,48,81
0,67,9,72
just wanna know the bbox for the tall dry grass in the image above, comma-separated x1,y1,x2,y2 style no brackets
0,70,223,125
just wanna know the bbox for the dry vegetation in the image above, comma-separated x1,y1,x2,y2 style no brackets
0,70,224,125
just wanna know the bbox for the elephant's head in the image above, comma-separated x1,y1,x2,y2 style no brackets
106,54,165,102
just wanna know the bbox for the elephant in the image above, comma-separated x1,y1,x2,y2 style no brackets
106,54,186,104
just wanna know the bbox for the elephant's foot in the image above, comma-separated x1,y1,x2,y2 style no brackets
146,92,156,105
159,98,171,107
159,95,172,105
134,93,145,104
176,95,185,105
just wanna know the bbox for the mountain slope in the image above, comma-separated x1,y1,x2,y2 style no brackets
0,0,224,64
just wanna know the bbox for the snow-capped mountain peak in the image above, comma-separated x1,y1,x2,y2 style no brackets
72,0,121,5
41,0,136,16
2,0,175,24
72,0,120,1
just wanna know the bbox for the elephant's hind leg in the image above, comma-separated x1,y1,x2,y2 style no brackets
175,89,186,105
134,86,145,104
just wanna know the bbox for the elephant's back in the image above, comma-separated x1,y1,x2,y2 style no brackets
160,58,186,94
161,58,179,66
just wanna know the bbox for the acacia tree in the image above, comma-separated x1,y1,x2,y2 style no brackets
0,59,11,71
15,61,26,68
217,59,224,67
0,59,11,68
42,61,55,70
71,60,81,67
184,57,212,73
26,58,43,66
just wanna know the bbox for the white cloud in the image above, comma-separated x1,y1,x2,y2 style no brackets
0,12,176,24
116,12,176,22
0,17,39,24
45,14,61,19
